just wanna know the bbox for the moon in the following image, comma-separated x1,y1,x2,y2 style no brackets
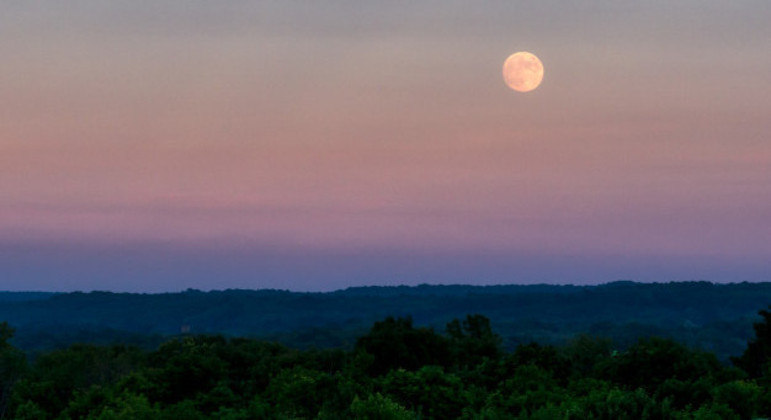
503,52,544,92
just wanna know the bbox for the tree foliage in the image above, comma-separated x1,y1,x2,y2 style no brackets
3,282,771,363
0,312,768,419
734,308,771,378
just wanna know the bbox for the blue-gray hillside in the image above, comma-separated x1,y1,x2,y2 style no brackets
1,281,769,360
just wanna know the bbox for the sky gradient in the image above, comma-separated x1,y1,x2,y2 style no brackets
2,2,770,291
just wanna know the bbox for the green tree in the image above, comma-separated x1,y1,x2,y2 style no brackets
691,402,741,420
511,342,571,382
734,308,771,378
561,334,613,378
446,315,502,368
9,344,142,418
481,364,564,417
574,387,666,420
158,400,207,420
711,380,760,420
91,391,160,420
11,400,47,420
350,393,413,419
356,317,450,376
265,366,332,418
600,337,727,392
379,365,465,419
0,322,26,419
145,336,228,407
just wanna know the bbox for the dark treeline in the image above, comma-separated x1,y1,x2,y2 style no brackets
2,310,771,419
2,281,771,361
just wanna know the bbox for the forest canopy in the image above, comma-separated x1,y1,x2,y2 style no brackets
2,281,770,361
1,309,771,419
3,282,771,417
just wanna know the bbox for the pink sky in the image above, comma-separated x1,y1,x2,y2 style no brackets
1,2,770,290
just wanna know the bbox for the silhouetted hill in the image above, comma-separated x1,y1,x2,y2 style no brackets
1,281,769,360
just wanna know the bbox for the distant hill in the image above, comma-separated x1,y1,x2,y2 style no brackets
1,281,769,360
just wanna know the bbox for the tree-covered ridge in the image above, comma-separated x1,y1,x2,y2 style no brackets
1,281,770,360
2,310,771,419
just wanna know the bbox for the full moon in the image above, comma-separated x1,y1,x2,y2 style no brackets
503,52,544,92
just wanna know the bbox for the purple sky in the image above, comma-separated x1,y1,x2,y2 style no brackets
1,2,770,291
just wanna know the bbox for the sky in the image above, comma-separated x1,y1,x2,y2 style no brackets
1,1,770,292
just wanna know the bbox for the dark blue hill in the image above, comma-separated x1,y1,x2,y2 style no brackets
1,281,769,360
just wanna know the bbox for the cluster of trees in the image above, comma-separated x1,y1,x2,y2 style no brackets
3,281,771,361
1,310,771,419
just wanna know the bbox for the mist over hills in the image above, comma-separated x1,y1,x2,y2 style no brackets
2,281,770,361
